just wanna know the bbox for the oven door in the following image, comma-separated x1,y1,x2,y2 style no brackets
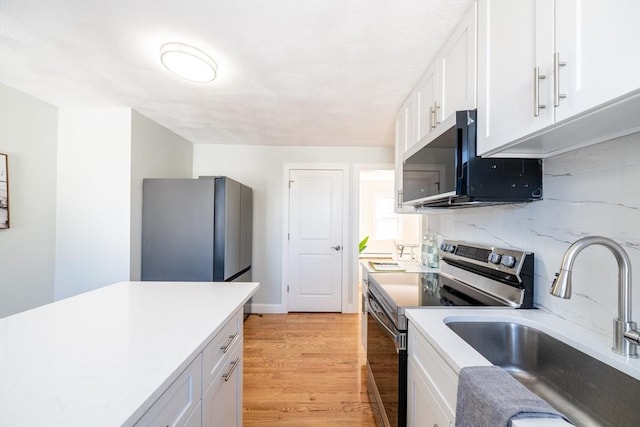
366,291,407,427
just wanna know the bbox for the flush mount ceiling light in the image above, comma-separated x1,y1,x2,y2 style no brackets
160,42,217,83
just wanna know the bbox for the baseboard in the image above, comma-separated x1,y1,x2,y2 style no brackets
248,303,359,314
248,303,287,314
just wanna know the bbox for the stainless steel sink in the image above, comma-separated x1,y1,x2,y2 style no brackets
447,321,640,427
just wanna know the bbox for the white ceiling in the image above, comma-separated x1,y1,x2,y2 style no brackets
0,0,473,147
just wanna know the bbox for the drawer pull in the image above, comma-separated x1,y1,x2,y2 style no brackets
222,357,241,382
220,333,239,353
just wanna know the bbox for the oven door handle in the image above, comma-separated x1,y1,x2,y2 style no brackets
368,296,406,352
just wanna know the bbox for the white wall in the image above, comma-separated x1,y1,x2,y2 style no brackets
193,144,394,312
130,110,193,280
423,134,640,340
55,108,132,299
54,108,194,299
0,84,58,317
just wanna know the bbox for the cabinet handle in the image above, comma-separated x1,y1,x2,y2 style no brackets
433,101,441,127
553,52,567,107
397,189,403,208
222,357,241,382
429,105,435,129
220,333,240,353
533,67,547,117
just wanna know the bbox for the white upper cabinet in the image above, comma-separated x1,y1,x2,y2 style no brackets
477,0,640,158
477,0,554,154
411,3,477,155
554,1,640,122
394,2,476,212
403,95,417,153
395,100,418,213
439,4,477,126
415,63,438,144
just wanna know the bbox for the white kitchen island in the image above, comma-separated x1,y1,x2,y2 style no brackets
0,281,259,427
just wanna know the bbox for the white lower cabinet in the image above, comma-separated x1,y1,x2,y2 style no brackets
407,358,452,427
183,402,203,427
135,309,243,427
202,310,243,392
202,338,243,427
407,322,456,427
360,267,369,351
135,355,203,427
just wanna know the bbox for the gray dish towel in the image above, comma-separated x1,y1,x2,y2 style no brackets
455,366,572,427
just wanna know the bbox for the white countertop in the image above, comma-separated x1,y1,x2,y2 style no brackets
405,307,640,381
360,259,439,274
0,281,259,427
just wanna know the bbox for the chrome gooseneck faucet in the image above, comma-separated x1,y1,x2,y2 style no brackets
551,236,640,358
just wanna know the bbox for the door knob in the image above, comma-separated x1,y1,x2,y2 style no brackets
331,245,342,251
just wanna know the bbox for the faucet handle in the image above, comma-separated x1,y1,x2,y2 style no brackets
616,319,639,358
625,329,640,345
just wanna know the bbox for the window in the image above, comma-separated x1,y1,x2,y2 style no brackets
374,195,397,240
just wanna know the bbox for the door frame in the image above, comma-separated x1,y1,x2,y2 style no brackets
351,163,396,313
281,163,350,313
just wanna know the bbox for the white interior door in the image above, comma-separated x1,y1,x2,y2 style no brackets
287,169,343,312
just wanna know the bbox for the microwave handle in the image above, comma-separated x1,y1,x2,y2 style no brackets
456,128,464,179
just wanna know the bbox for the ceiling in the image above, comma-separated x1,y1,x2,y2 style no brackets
0,0,473,147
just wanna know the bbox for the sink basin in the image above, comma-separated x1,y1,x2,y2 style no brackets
446,321,640,427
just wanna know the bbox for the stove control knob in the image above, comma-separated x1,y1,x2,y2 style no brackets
447,244,456,253
488,252,502,264
501,255,517,268
440,243,448,252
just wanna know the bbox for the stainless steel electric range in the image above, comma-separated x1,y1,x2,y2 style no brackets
365,239,535,427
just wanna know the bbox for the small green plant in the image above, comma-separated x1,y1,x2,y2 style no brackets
359,236,369,253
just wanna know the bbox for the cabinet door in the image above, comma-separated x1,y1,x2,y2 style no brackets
202,339,243,427
403,95,417,153
394,109,417,213
476,0,554,156
360,269,368,350
183,402,202,427
554,0,640,122
439,3,477,124
407,359,452,427
135,356,203,427
415,64,438,143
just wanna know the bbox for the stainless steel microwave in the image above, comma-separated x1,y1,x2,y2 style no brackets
401,110,543,208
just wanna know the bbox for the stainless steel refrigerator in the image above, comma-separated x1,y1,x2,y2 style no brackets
141,177,252,283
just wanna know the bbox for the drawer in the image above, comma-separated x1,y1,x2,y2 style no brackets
135,354,202,427
202,309,243,390
409,325,457,415
202,337,243,427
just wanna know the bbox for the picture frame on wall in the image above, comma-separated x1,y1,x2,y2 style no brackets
0,153,8,229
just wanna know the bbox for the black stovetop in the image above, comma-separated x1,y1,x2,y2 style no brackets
368,271,486,309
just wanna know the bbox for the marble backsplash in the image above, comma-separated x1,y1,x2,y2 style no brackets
423,133,640,340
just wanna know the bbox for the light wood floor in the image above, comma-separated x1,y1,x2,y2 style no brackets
243,313,377,426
